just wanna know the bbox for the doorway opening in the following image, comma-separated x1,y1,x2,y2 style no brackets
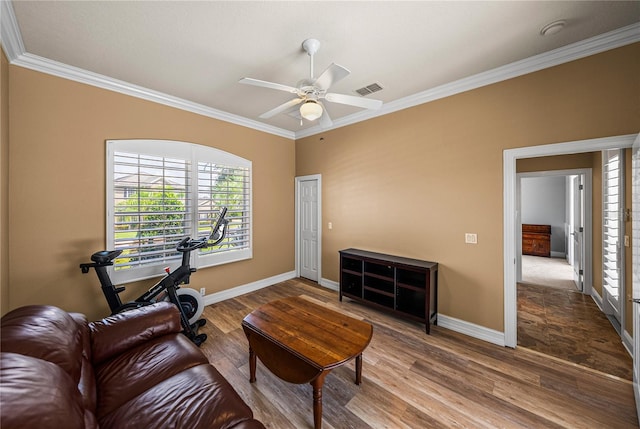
513,168,632,377
504,134,636,351
517,170,591,294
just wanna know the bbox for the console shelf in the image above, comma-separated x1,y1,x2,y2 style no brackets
339,248,438,334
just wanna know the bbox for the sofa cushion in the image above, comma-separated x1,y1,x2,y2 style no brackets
89,301,182,365
1,305,83,383
98,363,258,429
0,352,85,429
70,313,98,414
95,332,208,417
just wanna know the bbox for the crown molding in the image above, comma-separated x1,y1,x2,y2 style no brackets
16,53,296,139
2,0,638,141
296,22,640,139
0,1,295,140
0,0,24,60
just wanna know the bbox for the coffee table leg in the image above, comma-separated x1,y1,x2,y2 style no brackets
311,372,328,429
249,345,256,383
355,354,363,385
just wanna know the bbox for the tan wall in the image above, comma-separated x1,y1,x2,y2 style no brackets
296,43,640,332
1,50,9,315
6,66,295,320
516,153,594,173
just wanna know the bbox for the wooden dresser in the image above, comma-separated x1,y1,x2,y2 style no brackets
522,224,551,257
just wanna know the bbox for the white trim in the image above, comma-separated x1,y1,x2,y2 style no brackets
0,0,23,60
319,277,339,291
296,23,640,138
202,270,297,306
1,0,637,140
623,329,634,357
437,314,505,347
0,2,294,139
321,276,504,347
295,174,322,282
504,134,637,348
20,53,295,140
592,287,604,312
205,271,506,348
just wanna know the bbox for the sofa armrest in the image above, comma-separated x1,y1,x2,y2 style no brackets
89,302,182,365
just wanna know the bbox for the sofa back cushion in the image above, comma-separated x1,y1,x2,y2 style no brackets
0,352,85,429
1,305,84,383
89,302,182,365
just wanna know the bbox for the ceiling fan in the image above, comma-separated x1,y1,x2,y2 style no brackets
239,38,383,127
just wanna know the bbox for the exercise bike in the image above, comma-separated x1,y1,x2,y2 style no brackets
80,207,229,347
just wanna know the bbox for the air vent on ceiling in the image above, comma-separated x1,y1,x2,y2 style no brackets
355,83,383,96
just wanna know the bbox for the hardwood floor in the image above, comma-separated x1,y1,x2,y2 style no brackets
518,282,633,380
199,278,638,429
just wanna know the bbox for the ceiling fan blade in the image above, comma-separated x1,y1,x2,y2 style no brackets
313,63,350,90
325,92,383,110
318,102,333,128
259,97,303,119
239,77,298,94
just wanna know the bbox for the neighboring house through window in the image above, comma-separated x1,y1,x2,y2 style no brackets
107,139,252,283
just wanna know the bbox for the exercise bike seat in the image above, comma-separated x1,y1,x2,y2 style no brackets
91,250,123,264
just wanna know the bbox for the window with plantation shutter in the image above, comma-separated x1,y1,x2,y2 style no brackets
602,148,623,324
107,140,252,284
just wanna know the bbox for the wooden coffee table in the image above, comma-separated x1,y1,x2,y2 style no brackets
241,296,373,429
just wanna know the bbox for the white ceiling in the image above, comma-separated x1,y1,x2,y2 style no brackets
3,1,640,138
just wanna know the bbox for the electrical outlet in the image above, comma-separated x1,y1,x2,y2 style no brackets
624,235,630,247
200,287,206,296
328,222,333,230
465,233,478,244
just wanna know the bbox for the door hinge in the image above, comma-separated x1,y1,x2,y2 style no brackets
579,227,583,232
579,184,584,190
579,269,584,275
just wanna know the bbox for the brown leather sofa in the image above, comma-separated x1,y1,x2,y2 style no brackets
0,301,265,429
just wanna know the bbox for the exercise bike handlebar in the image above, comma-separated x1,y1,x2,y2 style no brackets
176,207,229,253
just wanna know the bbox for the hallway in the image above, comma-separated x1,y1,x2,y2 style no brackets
517,256,633,380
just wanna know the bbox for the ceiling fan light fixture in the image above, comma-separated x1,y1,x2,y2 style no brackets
300,100,323,121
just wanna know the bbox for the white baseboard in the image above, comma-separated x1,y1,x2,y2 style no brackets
437,314,506,347
591,289,633,358
623,329,633,357
591,288,604,311
203,271,296,306
203,273,506,349
319,278,339,291
317,278,507,347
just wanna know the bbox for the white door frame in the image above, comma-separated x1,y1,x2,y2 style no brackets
630,133,640,424
295,174,322,281
516,169,592,294
503,134,636,348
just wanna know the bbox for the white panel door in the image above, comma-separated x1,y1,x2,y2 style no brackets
572,175,584,291
299,179,318,281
